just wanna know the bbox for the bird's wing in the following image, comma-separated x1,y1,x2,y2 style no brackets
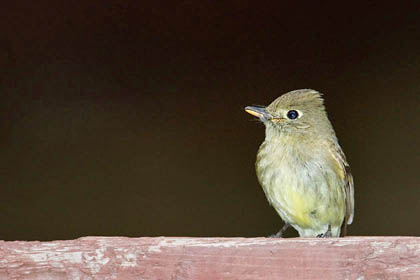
329,141,355,226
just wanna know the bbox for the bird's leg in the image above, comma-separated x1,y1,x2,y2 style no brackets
268,223,289,238
317,225,332,238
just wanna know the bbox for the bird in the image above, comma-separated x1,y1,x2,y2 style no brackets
245,89,354,237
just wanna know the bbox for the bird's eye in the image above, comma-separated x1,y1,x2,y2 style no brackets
286,110,299,120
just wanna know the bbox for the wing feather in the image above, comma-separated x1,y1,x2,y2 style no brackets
329,141,355,226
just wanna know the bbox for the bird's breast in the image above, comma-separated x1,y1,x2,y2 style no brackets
255,140,345,229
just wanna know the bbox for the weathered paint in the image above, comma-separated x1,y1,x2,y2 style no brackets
0,236,419,280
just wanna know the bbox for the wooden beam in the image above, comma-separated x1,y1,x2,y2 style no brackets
1,237,419,279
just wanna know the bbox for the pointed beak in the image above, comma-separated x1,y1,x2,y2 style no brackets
244,106,272,121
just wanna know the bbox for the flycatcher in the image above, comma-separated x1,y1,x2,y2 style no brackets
245,89,354,237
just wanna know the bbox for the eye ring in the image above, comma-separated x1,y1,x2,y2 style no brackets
286,110,299,120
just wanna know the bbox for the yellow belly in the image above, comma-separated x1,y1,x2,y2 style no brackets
282,189,316,228
256,139,347,236
263,177,346,233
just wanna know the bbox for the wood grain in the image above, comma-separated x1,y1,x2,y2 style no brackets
1,236,419,279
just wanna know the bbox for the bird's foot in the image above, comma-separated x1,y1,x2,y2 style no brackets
317,225,332,238
268,223,289,238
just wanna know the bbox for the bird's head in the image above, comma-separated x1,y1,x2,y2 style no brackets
245,89,333,140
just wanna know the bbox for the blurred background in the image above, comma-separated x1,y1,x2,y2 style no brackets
1,1,419,241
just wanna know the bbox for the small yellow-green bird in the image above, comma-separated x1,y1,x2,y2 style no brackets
245,89,354,237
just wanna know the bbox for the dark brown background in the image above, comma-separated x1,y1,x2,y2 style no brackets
1,1,419,241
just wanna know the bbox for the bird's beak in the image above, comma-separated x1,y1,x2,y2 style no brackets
245,106,272,121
